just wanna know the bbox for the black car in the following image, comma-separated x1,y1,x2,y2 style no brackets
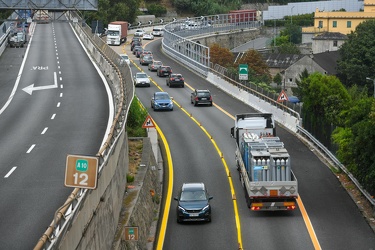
133,46,143,55
157,66,172,77
191,89,213,106
174,183,213,223
166,73,184,88
134,47,144,58
131,40,142,51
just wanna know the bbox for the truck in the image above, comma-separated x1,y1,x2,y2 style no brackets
229,9,257,24
230,113,298,211
8,30,26,48
106,21,128,46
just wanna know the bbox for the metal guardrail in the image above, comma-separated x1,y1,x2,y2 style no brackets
34,11,134,249
297,125,375,208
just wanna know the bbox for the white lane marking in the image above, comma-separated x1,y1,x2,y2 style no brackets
60,84,63,89
41,127,48,134
51,114,56,119
60,93,63,97
0,22,35,115
4,167,17,178
58,65,60,69
57,102,60,107
59,71,61,75
22,71,58,95
27,144,35,153
59,77,62,81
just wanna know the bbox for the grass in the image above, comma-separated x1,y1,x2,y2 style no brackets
128,139,143,181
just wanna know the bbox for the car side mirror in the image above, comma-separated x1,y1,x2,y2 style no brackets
174,197,178,201
209,196,213,200
171,97,174,100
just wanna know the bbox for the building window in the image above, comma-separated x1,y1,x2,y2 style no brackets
333,21,337,28
333,40,338,47
347,21,351,28
318,21,323,28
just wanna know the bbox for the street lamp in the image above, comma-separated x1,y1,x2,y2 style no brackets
366,77,375,98
291,6,295,24
271,16,276,47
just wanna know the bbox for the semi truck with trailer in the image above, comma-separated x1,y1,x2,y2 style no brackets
106,21,128,46
230,113,298,211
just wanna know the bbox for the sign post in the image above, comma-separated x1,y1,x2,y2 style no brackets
65,154,99,189
239,64,248,80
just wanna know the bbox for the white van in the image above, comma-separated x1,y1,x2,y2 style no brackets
152,27,164,37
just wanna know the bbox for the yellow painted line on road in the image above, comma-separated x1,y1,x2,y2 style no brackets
297,196,322,250
155,122,174,250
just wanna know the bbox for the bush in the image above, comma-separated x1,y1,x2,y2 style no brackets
147,4,167,17
126,97,148,137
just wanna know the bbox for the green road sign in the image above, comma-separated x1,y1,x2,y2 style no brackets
239,64,248,80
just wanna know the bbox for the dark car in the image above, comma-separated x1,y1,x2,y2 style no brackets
191,89,213,106
133,46,143,56
157,66,172,77
151,92,173,111
174,183,213,223
166,73,184,88
140,55,153,65
131,40,142,51
135,47,144,58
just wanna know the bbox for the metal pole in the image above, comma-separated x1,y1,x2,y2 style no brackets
274,19,276,47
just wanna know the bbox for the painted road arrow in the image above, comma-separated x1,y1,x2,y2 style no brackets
23,72,58,95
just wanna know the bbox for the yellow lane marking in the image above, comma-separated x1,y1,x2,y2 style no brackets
297,196,322,250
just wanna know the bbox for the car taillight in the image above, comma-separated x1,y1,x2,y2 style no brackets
209,96,212,101
194,97,199,101
181,78,184,81
170,78,174,81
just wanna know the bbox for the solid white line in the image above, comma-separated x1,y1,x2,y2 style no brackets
57,102,60,107
51,114,56,119
0,22,35,115
4,167,17,178
41,127,48,134
27,144,35,153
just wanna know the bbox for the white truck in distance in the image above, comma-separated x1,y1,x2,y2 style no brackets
230,113,298,211
106,21,128,46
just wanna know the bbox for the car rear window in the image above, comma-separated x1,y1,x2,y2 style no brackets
197,92,210,97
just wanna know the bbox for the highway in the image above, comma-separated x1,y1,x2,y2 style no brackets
0,22,111,249
0,19,374,249
119,37,375,249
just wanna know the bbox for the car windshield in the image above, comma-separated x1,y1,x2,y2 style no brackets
180,190,206,201
137,73,147,78
121,55,128,59
155,94,170,100
197,92,210,97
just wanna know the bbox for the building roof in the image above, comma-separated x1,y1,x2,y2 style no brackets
261,53,305,68
312,32,348,41
312,50,341,75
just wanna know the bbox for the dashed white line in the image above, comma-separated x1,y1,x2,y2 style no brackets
4,167,17,178
59,77,62,81
60,84,63,89
27,144,35,153
60,93,63,97
51,114,56,119
41,127,48,134
57,102,61,107
59,71,61,75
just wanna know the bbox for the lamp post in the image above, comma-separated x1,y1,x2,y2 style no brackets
366,77,375,98
271,16,276,47
291,6,295,24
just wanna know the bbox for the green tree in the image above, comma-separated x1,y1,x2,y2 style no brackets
302,73,350,127
278,42,300,54
147,4,167,17
293,68,309,101
280,23,302,44
273,73,282,86
337,19,375,93
126,98,148,137
235,49,271,83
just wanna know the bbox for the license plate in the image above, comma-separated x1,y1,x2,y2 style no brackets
175,79,180,81
189,213,199,217
201,98,207,100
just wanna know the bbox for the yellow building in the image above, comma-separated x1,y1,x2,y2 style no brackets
302,0,375,41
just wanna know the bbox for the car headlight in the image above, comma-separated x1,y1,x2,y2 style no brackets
202,205,210,212
178,206,186,212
